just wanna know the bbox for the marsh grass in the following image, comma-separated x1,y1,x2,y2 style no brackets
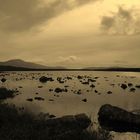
0,87,17,100
0,87,112,140
0,103,113,140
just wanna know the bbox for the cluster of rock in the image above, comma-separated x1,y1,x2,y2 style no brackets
1,75,140,136
120,83,140,92
38,104,140,137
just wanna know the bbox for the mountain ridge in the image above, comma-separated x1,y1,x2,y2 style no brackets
0,59,65,69
1,59,140,72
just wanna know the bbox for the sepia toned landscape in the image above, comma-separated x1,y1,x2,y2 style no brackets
0,0,140,140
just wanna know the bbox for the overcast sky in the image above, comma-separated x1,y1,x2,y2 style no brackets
0,0,140,68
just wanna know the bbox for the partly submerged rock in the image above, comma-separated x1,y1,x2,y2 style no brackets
38,86,43,88
128,83,133,87
107,91,112,94
90,84,95,88
54,88,68,93
121,84,127,90
98,104,140,133
45,113,91,138
77,75,83,79
82,99,87,102
130,88,136,92
39,76,48,83
39,76,54,83
34,97,45,101
1,78,6,83
136,85,140,88
26,98,33,102
48,113,90,128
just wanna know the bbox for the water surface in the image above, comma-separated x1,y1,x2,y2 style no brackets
1,71,140,140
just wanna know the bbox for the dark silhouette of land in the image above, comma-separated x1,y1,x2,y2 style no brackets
82,67,140,72
1,65,140,72
0,59,65,70
0,59,140,72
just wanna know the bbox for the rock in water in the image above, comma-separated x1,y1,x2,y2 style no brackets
128,83,133,87
136,85,140,88
26,98,33,102
121,84,127,89
98,104,140,133
75,114,91,128
39,76,48,83
39,76,54,83
130,88,136,92
34,97,44,101
1,78,6,83
82,99,87,102
45,113,91,138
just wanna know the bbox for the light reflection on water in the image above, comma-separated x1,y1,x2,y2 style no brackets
0,71,140,140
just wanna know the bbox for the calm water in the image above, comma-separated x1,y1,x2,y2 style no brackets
0,71,140,140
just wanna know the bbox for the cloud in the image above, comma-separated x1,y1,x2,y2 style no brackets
0,0,97,32
100,6,140,35
58,56,79,63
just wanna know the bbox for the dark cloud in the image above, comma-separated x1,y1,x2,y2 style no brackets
0,0,97,32
101,7,140,35
75,0,94,5
101,16,114,30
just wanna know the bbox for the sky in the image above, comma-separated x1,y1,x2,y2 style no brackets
0,0,140,68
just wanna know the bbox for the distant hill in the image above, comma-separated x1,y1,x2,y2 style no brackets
0,59,140,72
0,59,66,70
0,65,34,71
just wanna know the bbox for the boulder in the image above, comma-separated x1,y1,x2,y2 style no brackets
107,91,112,94
1,78,6,83
39,76,53,83
45,113,91,138
82,99,87,102
34,97,45,101
26,98,33,102
98,104,140,133
90,84,95,88
77,75,82,79
121,84,127,90
57,77,65,84
39,76,48,83
128,83,133,87
130,88,136,92
54,88,68,93
136,85,140,88
55,88,63,93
